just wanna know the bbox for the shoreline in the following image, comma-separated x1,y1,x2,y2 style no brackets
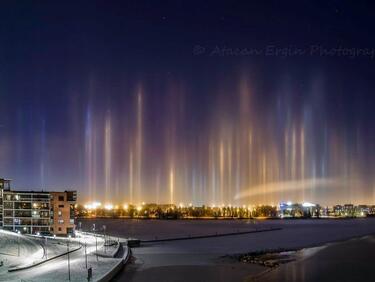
118,234,375,282
258,234,375,281
79,218,375,281
77,216,364,220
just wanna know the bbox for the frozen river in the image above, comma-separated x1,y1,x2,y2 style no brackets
78,218,375,281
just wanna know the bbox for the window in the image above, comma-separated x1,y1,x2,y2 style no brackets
4,210,13,217
4,218,13,225
58,219,64,224
15,202,32,209
70,204,75,218
58,196,64,201
58,204,64,208
20,194,31,200
40,211,49,218
15,210,31,217
58,227,62,231
58,210,62,216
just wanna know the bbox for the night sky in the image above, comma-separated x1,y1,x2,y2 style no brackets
1,1,375,205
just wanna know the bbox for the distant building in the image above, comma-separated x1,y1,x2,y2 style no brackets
278,202,320,218
0,178,77,236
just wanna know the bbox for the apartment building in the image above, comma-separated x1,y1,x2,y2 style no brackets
0,178,76,236
50,191,77,235
2,190,50,234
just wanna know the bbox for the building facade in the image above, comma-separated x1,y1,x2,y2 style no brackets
50,191,77,235
0,178,76,236
0,179,11,227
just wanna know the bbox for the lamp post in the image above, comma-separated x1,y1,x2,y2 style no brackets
85,241,88,269
45,236,48,259
93,224,98,261
103,225,106,253
67,235,71,281
17,231,20,257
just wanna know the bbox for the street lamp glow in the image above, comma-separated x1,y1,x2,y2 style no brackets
302,202,315,207
137,206,142,212
104,204,114,210
123,203,129,210
93,202,101,208
84,204,93,210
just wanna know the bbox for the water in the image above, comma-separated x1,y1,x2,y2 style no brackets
85,218,375,281
261,236,375,282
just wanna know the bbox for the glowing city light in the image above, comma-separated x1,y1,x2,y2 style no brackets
84,201,102,210
93,202,101,208
302,202,316,207
84,204,93,210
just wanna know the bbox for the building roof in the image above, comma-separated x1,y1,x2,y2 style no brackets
3,190,50,194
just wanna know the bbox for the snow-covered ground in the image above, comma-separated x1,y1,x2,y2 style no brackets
93,218,375,281
0,230,125,281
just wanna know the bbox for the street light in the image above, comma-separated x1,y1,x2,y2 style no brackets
67,235,71,281
93,224,98,261
17,231,20,257
84,241,88,269
45,236,48,259
103,225,106,254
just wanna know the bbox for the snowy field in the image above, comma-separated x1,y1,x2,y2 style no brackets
0,230,124,282
80,218,375,282
4,219,375,281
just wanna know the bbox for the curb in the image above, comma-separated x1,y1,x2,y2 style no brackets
95,244,131,282
95,241,121,258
